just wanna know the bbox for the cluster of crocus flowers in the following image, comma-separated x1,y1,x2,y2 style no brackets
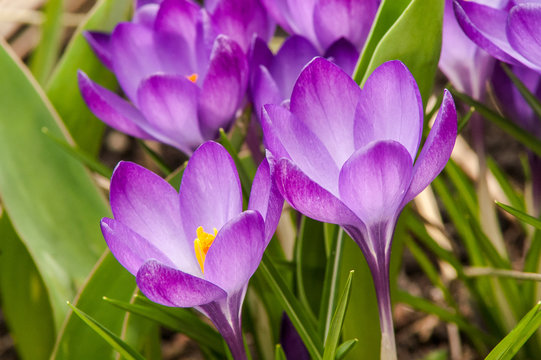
262,58,457,359
101,141,282,359
79,0,253,155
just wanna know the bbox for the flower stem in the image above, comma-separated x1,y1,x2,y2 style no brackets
374,264,397,360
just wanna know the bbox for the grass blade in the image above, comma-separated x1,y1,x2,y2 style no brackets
496,202,541,230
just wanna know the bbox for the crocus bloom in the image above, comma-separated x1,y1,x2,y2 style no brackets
78,0,249,155
454,0,541,73
100,141,282,359
262,58,457,359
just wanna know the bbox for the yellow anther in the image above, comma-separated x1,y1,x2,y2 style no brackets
187,73,198,83
194,226,218,273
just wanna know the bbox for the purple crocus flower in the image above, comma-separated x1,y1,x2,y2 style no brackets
261,58,457,358
454,0,541,73
78,0,249,155
100,141,282,359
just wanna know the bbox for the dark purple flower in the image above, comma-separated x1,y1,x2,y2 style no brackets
261,58,457,358
100,141,283,359
440,0,496,100
454,0,541,73
78,0,250,155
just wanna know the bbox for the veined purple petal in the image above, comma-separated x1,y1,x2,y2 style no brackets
136,74,204,154
403,90,457,205
273,157,359,226
324,38,359,76
313,0,378,50
262,104,340,193
354,60,423,161
339,141,413,225
178,142,243,244
248,158,284,243
110,161,201,275
290,58,360,167
77,71,153,140
101,218,175,275
453,0,541,71
137,260,227,307
507,4,541,68
83,31,113,71
269,35,319,99
204,211,265,294
199,35,248,139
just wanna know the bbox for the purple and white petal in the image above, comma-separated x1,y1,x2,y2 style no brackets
204,210,265,294
260,0,295,34
101,218,175,275
198,35,248,139
178,142,243,242
354,60,423,161
137,74,204,154
273,157,359,226
290,58,360,167
137,260,227,307
248,158,284,243
262,104,340,193
285,0,318,47
83,31,113,71
507,3,541,68
77,71,153,140
403,90,457,205
109,161,200,274
338,141,413,225
269,35,320,99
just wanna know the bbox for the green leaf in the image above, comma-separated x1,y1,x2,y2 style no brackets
485,302,541,360
46,0,133,156
487,158,525,214
67,302,146,360
496,202,541,230
451,90,541,158
355,0,443,104
104,295,224,355
259,254,323,360
0,38,110,329
0,214,56,360
29,0,65,84
323,271,354,360
335,339,358,360
51,252,140,360
274,344,287,360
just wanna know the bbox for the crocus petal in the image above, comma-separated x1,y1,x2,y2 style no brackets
110,161,200,275
269,35,320,99
133,3,160,27
453,0,541,70
204,210,265,294
101,218,175,275
403,89,457,205
324,38,359,76
507,4,541,68
137,74,204,154
262,104,340,193
248,36,273,72
198,35,248,139
137,260,227,307
77,71,153,140
273,157,359,226
248,158,284,243
136,0,163,8
178,142,243,243
338,141,413,225
354,60,423,161
290,58,360,167
83,31,113,71
286,0,318,46
260,0,294,34
313,0,378,50
252,66,282,120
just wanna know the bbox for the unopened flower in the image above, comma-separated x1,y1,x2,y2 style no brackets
101,141,282,359
262,58,457,358
79,0,249,155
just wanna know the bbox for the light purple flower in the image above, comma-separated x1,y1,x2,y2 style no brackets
100,141,282,359
440,0,497,100
261,58,457,356
78,0,249,155
454,0,541,74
